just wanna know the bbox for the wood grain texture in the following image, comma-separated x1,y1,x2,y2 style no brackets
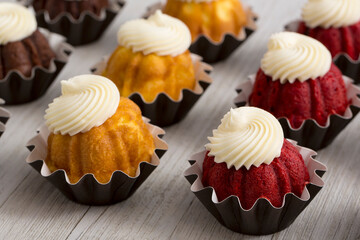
0,0,359,239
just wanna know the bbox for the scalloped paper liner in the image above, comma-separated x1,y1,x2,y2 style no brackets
184,140,326,235
285,20,360,84
26,118,168,205
145,2,257,63
0,28,73,105
19,0,126,46
0,99,10,138
234,75,360,150
91,54,213,127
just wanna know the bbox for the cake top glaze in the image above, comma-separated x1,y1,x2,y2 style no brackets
117,10,191,57
302,0,360,28
205,107,284,170
45,75,120,136
0,3,37,45
261,32,332,84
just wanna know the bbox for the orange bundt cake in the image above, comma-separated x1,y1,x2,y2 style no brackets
32,0,109,20
44,75,155,184
0,3,56,79
163,0,248,42
203,107,310,209
102,10,196,102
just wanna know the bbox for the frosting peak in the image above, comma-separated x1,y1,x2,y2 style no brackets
45,75,120,136
261,32,332,84
302,0,360,28
0,3,37,45
117,10,191,56
205,107,284,170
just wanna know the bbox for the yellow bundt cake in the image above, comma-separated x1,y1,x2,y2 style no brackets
102,46,195,102
163,0,248,42
44,75,155,184
101,10,196,102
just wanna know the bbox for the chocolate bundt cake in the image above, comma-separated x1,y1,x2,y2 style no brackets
202,139,310,210
249,63,348,128
0,29,56,79
0,3,56,79
32,0,109,20
163,0,247,42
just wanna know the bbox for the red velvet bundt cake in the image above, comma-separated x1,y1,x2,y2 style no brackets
32,0,109,20
248,32,349,129
297,0,360,60
203,107,310,210
0,3,56,79
202,140,310,209
250,63,348,128
297,21,360,61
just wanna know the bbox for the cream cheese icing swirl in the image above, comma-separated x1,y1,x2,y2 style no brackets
0,3,37,45
261,32,331,84
117,10,191,56
205,107,284,170
45,75,120,136
302,0,360,28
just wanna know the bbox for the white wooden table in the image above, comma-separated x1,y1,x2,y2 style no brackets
0,0,359,239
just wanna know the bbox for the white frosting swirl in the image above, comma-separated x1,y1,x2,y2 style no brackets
45,75,120,136
302,0,360,28
117,10,191,56
261,32,332,84
0,3,37,45
205,107,284,170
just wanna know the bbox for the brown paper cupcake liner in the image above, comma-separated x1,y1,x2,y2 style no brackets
145,3,257,63
26,119,168,205
0,28,73,105
91,54,213,127
234,75,360,150
19,0,126,46
0,99,10,138
285,20,360,84
184,140,326,235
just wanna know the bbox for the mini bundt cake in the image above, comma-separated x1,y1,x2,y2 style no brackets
163,0,247,42
203,140,310,209
32,0,109,20
103,46,195,102
250,64,348,128
249,32,349,129
297,0,360,60
102,10,196,102
0,30,56,79
297,22,360,60
0,3,56,79
44,75,155,184
203,107,310,210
